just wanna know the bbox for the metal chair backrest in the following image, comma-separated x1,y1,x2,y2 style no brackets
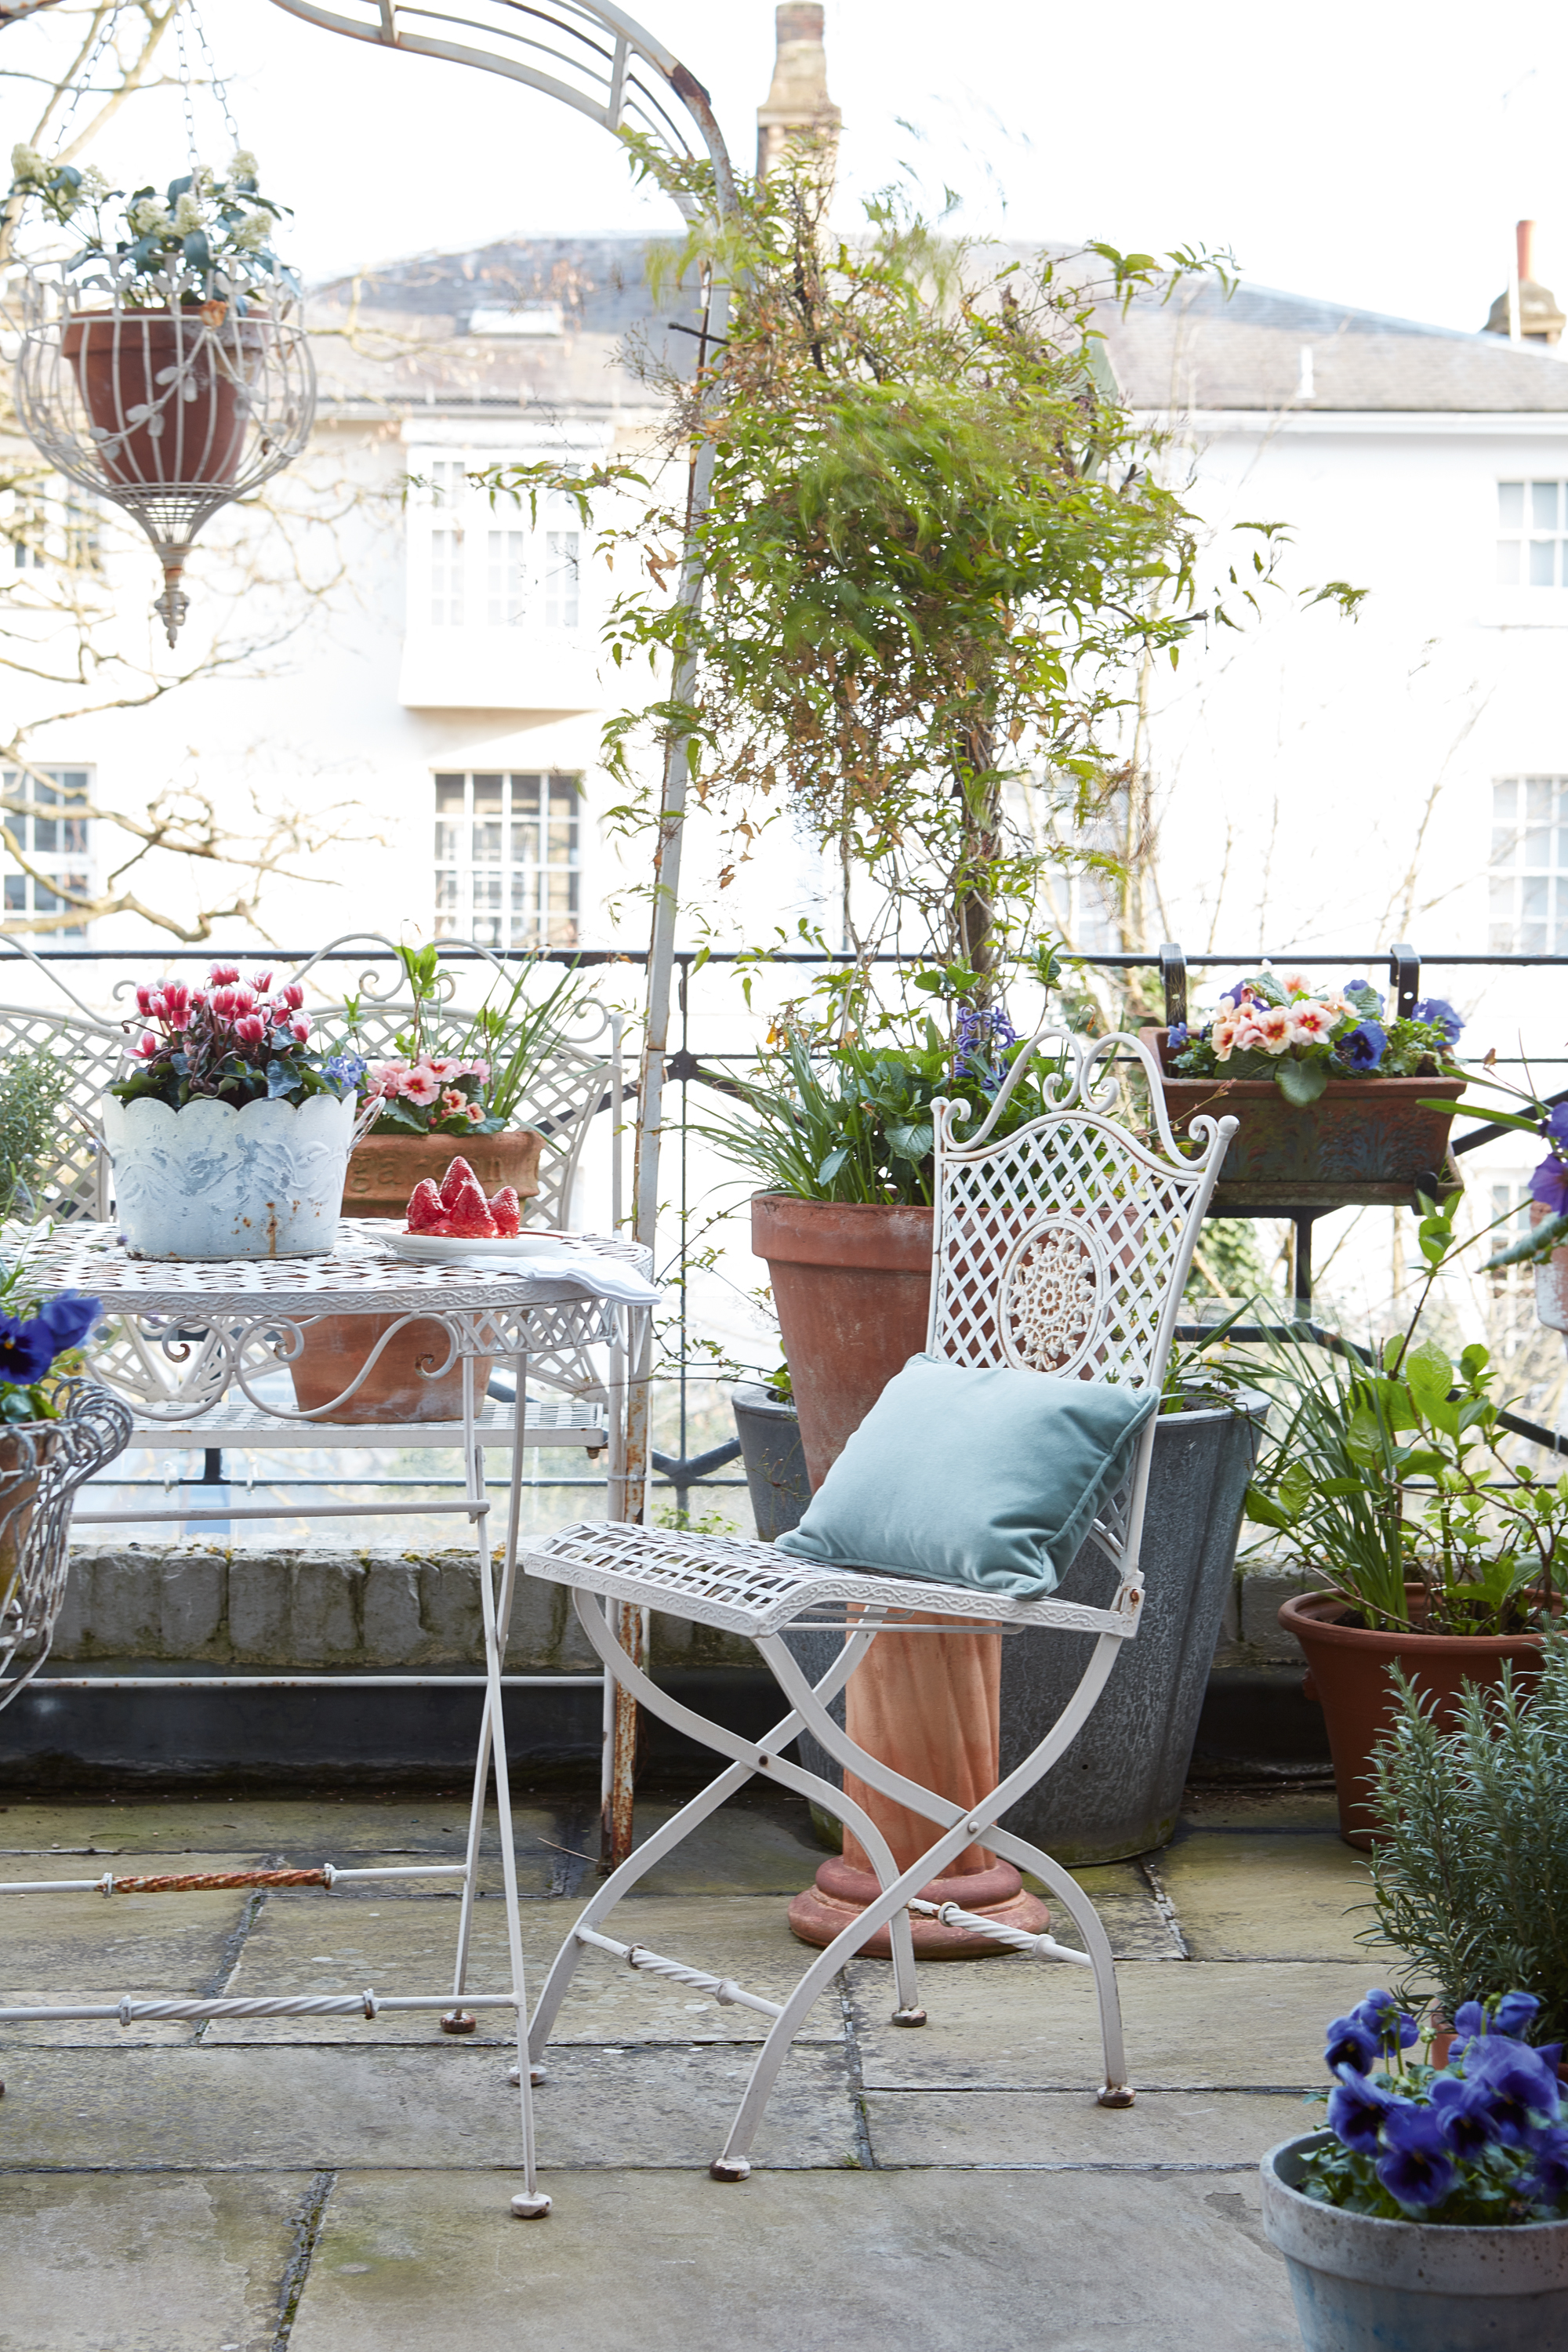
928,1029,1235,1398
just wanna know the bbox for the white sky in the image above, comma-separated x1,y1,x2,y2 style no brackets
5,0,1568,333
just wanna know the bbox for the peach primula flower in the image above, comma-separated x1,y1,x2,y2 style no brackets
1255,1006,1295,1054
1210,1016,1240,1060
1291,1004,1338,1044
401,1064,442,1108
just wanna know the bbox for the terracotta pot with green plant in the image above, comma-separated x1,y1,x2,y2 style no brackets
1249,1178,1568,1848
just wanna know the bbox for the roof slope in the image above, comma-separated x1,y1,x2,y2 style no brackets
1101,278,1568,412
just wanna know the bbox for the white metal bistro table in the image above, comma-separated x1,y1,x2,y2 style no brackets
0,1220,655,2218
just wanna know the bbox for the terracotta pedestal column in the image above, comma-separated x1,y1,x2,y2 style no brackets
786,1615,1049,1958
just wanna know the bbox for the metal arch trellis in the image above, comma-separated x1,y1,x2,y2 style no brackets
263,0,739,1864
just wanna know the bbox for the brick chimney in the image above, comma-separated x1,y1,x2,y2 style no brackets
1484,218,1566,347
756,2,841,180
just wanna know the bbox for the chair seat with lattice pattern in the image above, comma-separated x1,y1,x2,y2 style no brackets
518,1029,1236,2184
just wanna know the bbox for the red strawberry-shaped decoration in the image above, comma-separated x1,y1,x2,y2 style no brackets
443,1167,498,1238
438,1156,479,1211
405,1179,448,1234
489,1185,521,1238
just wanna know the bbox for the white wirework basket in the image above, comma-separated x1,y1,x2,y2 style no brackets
12,262,315,642
0,1381,132,1708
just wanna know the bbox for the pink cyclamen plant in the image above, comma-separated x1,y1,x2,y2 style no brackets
110,965,365,1112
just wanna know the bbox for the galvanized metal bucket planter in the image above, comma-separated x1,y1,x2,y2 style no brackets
1141,1027,1464,1203
101,1091,356,1259
789,1387,1266,1867
1261,2131,1568,2351
729,1381,811,1541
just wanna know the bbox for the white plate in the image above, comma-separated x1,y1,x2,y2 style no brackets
382,1230,572,1264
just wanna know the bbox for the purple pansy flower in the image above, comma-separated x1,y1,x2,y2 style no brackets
1522,2125,1568,2205
1324,2013,1381,2074
1353,1990,1418,2050
0,1312,57,1387
1338,1019,1387,1072
1411,996,1464,1044
1494,1992,1544,2038
1429,2073,1499,2160
1376,2103,1457,2211
1327,2067,1398,2153
36,1291,100,1353
1167,1022,1190,1051
1465,2037,1562,2143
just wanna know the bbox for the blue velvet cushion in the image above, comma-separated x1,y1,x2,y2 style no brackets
774,1352,1158,1598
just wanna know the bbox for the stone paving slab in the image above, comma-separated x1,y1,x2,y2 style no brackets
851,1958,1374,2089
0,1858,250,2045
204,1895,845,2046
0,2042,858,2171
1156,1833,1375,1962
1025,1860,1183,1958
0,2170,309,2352
864,2087,1312,2169
286,2168,1301,2352
1178,1785,1339,1833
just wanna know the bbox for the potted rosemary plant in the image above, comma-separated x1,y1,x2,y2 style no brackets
1261,1988,1568,2348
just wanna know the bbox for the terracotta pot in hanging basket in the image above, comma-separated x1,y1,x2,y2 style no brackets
289,1130,546,1423
63,307,267,489
0,1422,60,1624
1279,1587,1548,1850
1141,1027,1464,1203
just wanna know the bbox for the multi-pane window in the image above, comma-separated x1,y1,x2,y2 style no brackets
487,531,527,626
1497,481,1568,586
433,771,580,949
0,767,92,938
7,485,100,572
430,528,465,626
1489,776,1568,950
545,529,579,628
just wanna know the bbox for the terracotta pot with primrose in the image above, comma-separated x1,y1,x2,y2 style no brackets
1279,1587,1548,1850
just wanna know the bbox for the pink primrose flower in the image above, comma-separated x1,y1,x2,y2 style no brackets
208,964,240,986
1255,1006,1295,1055
425,1057,459,1083
465,1102,485,1123
234,1013,267,1046
368,1060,408,1098
439,1087,466,1116
462,1058,491,1085
1290,1003,1338,1044
401,1065,441,1108
1210,1016,1239,1061
1282,972,1312,997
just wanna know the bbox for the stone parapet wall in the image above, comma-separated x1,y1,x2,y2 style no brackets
53,1546,1326,1677
53,1548,758,1672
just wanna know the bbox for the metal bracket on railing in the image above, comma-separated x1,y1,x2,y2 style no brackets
1388,941,1421,1021
1158,942,1187,1031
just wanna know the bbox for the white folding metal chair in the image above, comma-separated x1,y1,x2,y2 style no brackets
519,1030,1236,2182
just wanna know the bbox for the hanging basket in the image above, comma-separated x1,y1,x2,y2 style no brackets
12,267,315,643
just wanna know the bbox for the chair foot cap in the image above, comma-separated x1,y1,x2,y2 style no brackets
440,2009,477,2036
709,2157,751,2183
1097,2083,1136,2108
506,2063,546,2087
510,2192,552,2219
891,2005,927,2028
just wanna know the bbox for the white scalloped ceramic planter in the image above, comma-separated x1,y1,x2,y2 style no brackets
1262,2132,1568,2350
100,1092,355,1259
